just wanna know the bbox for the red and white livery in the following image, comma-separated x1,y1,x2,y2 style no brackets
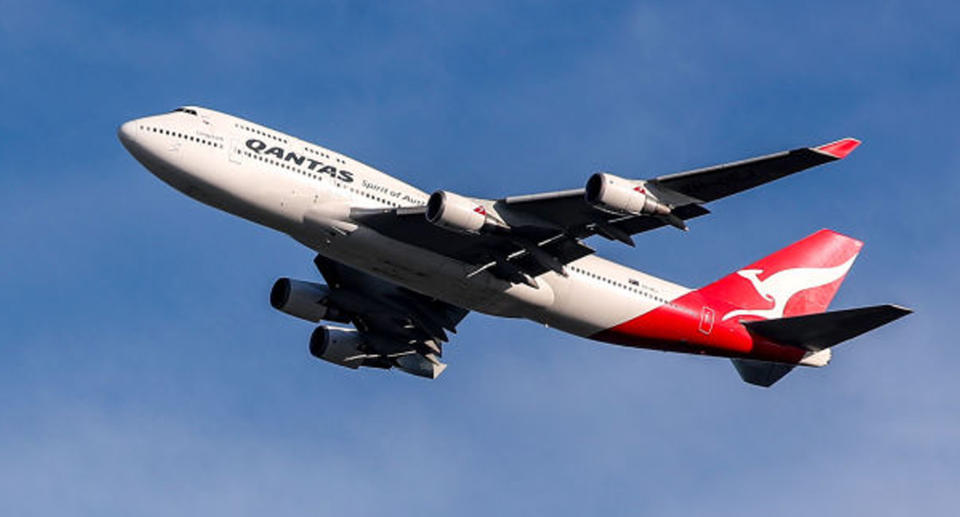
118,106,910,387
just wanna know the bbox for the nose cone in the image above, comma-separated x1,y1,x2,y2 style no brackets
117,117,159,170
117,120,138,148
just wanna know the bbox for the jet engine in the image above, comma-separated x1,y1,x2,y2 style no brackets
585,173,672,216
270,278,351,323
425,190,488,234
309,325,365,369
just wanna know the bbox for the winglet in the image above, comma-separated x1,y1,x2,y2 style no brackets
815,138,861,159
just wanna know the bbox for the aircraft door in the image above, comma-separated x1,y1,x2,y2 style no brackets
699,306,715,335
229,138,243,164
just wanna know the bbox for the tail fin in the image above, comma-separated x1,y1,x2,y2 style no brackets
699,229,863,322
698,229,910,388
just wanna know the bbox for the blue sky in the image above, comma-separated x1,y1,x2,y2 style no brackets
1,1,957,515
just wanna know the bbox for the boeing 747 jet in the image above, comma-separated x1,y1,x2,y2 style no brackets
118,106,910,386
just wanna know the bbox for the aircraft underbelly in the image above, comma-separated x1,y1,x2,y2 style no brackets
289,224,510,313
289,220,670,337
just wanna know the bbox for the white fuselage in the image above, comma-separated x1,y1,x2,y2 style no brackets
118,107,689,339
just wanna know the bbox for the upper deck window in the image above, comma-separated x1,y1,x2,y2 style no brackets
172,107,198,116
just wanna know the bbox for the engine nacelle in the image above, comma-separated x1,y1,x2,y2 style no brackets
425,190,488,234
309,325,365,369
585,173,671,216
270,278,351,323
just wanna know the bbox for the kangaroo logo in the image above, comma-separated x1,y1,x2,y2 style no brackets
721,256,856,321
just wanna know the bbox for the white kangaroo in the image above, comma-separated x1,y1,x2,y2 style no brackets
722,256,857,321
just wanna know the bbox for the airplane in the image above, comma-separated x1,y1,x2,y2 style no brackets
118,106,911,387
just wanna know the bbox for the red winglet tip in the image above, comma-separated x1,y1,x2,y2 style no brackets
815,138,861,159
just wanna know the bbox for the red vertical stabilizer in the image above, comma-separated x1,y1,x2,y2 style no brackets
699,229,863,323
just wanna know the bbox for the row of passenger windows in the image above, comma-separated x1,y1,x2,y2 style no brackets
235,123,288,144
234,122,348,166
347,185,402,207
241,150,405,208
302,144,348,165
142,126,222,148
242,128,410,204
568,265,674,305
233,121,350,167
302,145,333,161
243,150,330,181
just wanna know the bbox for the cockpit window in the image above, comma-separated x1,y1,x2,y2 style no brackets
172,107,198,116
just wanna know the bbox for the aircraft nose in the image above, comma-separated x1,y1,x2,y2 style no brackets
117,119,137,146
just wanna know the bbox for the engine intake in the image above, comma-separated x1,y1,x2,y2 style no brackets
585,173,671,216
270,278,351,323
425,190,488,234
310,325,365,369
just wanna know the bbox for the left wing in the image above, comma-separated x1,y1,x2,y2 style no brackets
313,254,469,378
351,138,859,286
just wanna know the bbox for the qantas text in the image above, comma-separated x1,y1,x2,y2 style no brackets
246,139,354,183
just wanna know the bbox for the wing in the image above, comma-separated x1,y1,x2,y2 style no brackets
499,137,860,222
351,138,859,285
650,137,860,202
314,254,469,378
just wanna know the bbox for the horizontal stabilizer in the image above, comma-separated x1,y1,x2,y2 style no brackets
731,359,796,387
744,304,912,351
